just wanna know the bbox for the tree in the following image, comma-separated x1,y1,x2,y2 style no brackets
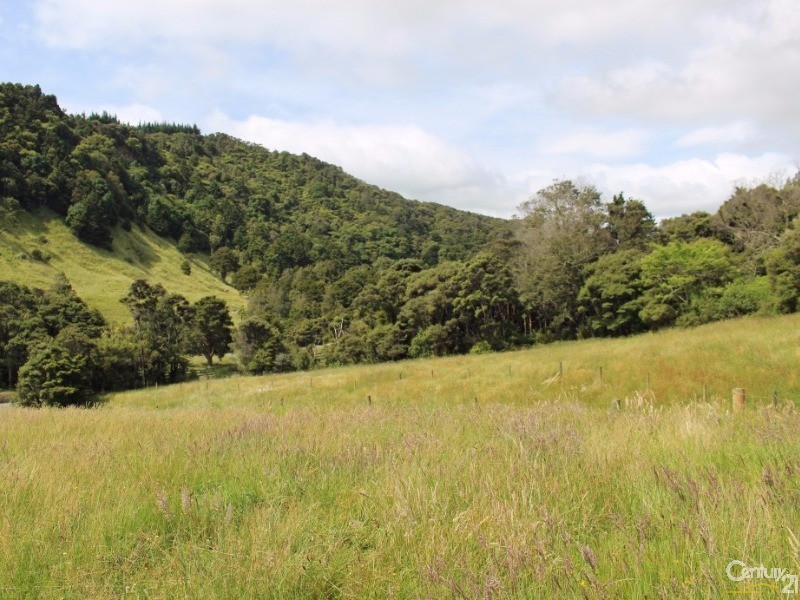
38,276,105,337
121,280,192,385
65,170,116,248
658,212,716,244
231,264,261,291
17,338,93,407
191,296,233,365
712,184,800,253
638,239,735,327
0,281,45,388
765,228,800,313
408,324,450,358
235,317,286,374
210,246,239,282
606,193,656,250
578,249,646,336
450,253,522,349
515,180,612,337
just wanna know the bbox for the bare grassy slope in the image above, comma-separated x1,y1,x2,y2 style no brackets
0,210,245,323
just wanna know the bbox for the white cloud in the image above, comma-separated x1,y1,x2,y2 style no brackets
29,0,762,79
205,110,504,211
553,0,800,132
543,128,648,160
583,153,796,217
676,122,756,148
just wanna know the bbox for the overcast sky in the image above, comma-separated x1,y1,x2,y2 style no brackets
1,0,798,217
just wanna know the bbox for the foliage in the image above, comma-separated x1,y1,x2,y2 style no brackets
0,196,19,231
121,279,192,386
235,317,286,374
5,82,800,382
190,296,233,366
515,180,612,336
16,340,88,406
210,247,239,282
606,193,656,250
578,249,646,337
638,239,735,328
765,227,800,313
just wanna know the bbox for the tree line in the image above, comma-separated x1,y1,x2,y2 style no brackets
514,178,800,340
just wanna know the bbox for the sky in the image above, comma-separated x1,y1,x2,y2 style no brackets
1,0,798,218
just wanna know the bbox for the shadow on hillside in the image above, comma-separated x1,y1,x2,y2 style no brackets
111,225,164,270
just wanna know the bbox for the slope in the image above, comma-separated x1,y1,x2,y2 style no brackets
109,311,800,409
1,313,798,598
0,209,245,324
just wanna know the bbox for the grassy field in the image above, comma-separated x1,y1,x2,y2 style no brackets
0,210,245,324
2,315,800,597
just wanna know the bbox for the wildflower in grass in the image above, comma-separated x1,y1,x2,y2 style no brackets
155,486,172,519
181,486,192,513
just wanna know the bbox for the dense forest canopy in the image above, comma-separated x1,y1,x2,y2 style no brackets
3,82,800,406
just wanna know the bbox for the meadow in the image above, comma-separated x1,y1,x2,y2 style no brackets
1,315,800,598
0,210,245,324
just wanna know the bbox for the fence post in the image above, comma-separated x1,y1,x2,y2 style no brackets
732,388,745,412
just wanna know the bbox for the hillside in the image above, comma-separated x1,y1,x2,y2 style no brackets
0,81,509,342
2,314,798,597
0,209,245,323
5,81,800,387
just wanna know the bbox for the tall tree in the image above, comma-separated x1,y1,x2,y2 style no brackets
515,180,612,337
191,296,233,365
121,280,192,385
606,193,656,250
210,246,239,282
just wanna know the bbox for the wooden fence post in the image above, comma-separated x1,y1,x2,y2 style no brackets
732,388,745,412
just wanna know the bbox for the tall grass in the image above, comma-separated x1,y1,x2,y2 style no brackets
1,315,800,597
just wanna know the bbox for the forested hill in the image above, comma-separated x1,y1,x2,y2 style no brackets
0,83,505,270
6,81,800,407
